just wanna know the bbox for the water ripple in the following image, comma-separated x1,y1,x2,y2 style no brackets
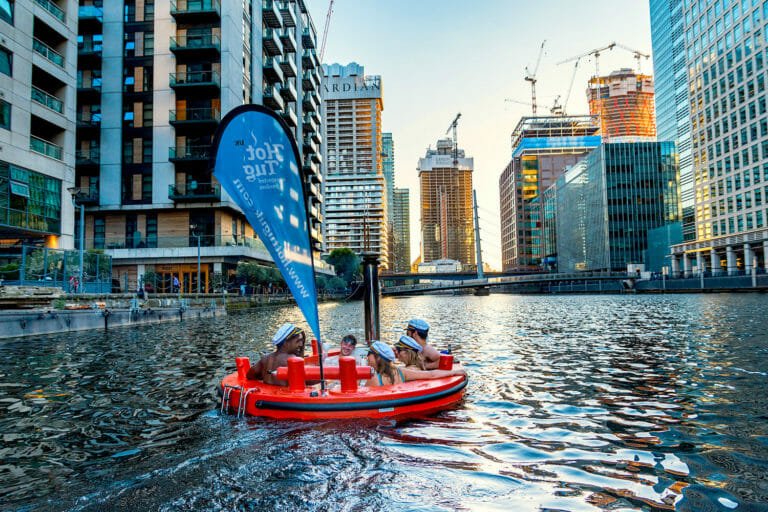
1,294,767,510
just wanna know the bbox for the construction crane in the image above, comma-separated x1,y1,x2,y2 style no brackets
524,40,546,115
318,0,334,62
614,42,651,72
560,58,581,115
445,113,461,165
505,98,563,116
557,42,616,78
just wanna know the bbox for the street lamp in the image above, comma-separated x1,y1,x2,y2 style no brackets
67,187,85,294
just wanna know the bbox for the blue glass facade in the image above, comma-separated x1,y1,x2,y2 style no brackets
556,142,680,272
650,0,694,241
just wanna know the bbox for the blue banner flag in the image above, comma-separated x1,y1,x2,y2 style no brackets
212,105,321,343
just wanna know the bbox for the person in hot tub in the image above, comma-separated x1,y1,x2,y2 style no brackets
365,341,465,387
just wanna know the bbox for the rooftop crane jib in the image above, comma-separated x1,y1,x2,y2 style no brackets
525,40,546,116
319,0,334,62
446,113,461,165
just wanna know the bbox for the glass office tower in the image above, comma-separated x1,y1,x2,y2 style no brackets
556,142,680,272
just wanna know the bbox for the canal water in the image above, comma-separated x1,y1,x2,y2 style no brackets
1,294,767,511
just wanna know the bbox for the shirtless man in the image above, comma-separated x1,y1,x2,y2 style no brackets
246,323,306,386
405,318,442,370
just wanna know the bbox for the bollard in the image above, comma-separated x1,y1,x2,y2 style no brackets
338,356,358,393
236,357,251,380
286,356,306,392
438,354,454,370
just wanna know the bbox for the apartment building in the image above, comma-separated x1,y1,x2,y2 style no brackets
72,0,322,292
321,62,388,267
0,0,78,249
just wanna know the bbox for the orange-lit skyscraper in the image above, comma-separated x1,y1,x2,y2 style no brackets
588,69,656,140
418,139,475,266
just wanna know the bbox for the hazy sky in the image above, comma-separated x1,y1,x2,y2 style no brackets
306,0,653,270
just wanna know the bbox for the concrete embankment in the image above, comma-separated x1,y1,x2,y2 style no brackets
0,292,348,339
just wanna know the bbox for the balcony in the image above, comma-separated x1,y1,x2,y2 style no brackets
311,150,321,164
76,148,100,167
262,0,282,28
280,79,297,102
303,161,321,181
279,56,297,78
31,87,63,114
301,50,316,70
303,136,318,155
168,144,212,163
302,113,318,133
78,4,103,30
301,71,316,92
280,28,296,53
169,107,221,130
30,136,63,160
169,70,220,92
75,187,100,205
263,85,284,111
170,34,221,57
263,57,284,83
32,38,64,68
77,79,102,99
76,113,101,130
302,26,316,49
262,28,282,56
34,0,65,23
170,0,220,22
77,41,103,69
168,182,221,202
302,92,318,112
280,104,297,127
310,129,321,145
279,1,296,28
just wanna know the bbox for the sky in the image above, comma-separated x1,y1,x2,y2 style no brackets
306,0,653,270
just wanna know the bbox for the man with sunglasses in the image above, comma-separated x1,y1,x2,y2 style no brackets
405,318,442,370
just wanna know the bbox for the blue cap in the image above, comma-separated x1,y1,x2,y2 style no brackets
396,335,422,352
369,340,395,362
407,318,430,332
273,323,300,345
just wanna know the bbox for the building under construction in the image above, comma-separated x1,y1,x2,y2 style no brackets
418,139,475,267
588,69,656,140
499,116,601,271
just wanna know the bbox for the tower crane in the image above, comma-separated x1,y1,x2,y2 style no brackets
524,40,546,115
505,98,563,116
445,113,461,165
560,57,581,115
557,42,616,78
614,42,651,72
319,0,334,62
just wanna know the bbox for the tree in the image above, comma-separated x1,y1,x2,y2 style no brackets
325,248,360,284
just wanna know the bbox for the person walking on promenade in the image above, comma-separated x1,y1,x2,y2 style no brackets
405,319,441,369
172,275,180,293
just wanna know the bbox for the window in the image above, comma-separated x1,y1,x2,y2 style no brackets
0,46,10,76
0,100,9,130
0,0,12,24
146,213,157,248
94,217,105,249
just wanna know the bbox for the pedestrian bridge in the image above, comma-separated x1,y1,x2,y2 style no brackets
381,271,632,295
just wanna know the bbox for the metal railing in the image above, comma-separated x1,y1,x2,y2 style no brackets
0,207,60,234
169,145,211,160
168,182,221,200
0,245,112,293
34,0,65,22
76,148,100,164
171,0,220,15
30,136,63,160
170,34,221,50
169,70,220,86
90,234,267,251
32,38,64,67
169,107,221,122
31,87,63,114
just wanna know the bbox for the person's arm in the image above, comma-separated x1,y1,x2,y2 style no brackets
422,344,442,369
246,359,264,380
402,366,465,381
